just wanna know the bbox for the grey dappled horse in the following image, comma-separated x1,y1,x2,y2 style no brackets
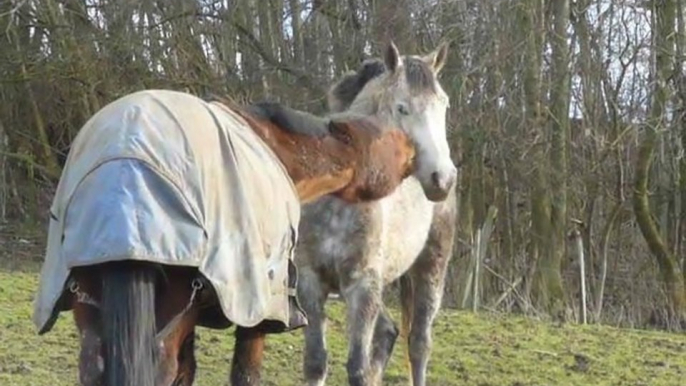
295,42,458,386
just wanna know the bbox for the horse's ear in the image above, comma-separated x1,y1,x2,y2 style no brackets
328,120,355,146
424,41,449,74
384,41,401,73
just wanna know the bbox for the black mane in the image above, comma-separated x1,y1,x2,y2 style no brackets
329,59,387,111
244,101,330,137
329,56,437,111
404,57,437,93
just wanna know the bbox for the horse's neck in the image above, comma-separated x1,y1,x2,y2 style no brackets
267,134,357,204
234,109,357,204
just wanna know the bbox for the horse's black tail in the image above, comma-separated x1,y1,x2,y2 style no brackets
101,262,158,386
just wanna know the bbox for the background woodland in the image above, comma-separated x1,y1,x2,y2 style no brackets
1,0,686,330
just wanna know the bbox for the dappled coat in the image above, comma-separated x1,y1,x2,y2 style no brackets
33,89,305,334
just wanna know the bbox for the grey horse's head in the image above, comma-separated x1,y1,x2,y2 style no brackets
327,42,456,202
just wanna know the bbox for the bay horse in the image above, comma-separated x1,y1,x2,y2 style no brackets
31,88,436,386
295,42,458,386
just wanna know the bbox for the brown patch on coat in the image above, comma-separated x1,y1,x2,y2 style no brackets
331,119,415,203
233,109,415,204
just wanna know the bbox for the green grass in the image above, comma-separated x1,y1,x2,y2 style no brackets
1,264,685,385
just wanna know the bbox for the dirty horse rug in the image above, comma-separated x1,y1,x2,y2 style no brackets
33,89,306,334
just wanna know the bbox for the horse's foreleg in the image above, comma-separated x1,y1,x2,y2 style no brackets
343,275,382,386
400,199,456,386
73,301,104,386
230,326,266,386
405,274,442,386
369,308,399,384
405,211,454,386
299,268,330,386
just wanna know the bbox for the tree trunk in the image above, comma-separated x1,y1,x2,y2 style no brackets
634,0,686,318
675,0,686,285
371,0,415,52
544,0,571,316
0,117,7,222
521,0,567,315
288,0,303,65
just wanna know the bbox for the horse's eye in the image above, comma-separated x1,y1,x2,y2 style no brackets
397,104,410,116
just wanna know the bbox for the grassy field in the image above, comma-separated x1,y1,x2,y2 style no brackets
1,226,685,386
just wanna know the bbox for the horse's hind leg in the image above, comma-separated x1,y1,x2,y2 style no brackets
230,326,266,386
73,301,104,386
299,267,330,386
156,269,199,386
175,329,197,386
342,275,382,386
70,270,104,386
369,308,399,384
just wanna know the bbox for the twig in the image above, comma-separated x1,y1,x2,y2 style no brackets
230,19,325,94
484,265,537,314
492,277,523,309
2,0,29,35
0,150,60,179
532,349,559,358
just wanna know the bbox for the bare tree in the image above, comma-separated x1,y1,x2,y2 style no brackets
634,0,686,319
1,0,685,329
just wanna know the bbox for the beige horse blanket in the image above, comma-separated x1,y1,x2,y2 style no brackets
33,89,305,334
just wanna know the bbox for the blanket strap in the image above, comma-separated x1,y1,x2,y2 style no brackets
69,276,203,342
68,280,101,309
155,277,204,343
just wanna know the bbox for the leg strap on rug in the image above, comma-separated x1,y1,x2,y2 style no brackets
68,279,101,309
156,277,204,343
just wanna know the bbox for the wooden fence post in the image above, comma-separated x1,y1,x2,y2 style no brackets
571,229,587,324
472,205,498,313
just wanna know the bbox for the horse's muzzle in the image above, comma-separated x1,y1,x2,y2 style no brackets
426,167,457,202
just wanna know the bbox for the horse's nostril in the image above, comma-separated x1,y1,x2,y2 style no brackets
431,169,457,192
431,172,441,187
